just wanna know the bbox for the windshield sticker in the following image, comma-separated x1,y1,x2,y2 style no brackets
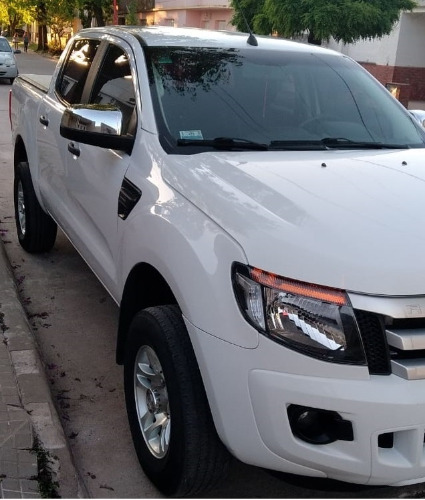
179,130,204,140
158,56,172,64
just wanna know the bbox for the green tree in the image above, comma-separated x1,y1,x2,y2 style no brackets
45,0,74,51
77,0,112,27
230,0,272,35
36,1,48,51
231,0,417,45
0,0,35,35
125,0,138,25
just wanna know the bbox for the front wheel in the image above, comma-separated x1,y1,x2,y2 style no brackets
124,305,231,497
14,161,57,252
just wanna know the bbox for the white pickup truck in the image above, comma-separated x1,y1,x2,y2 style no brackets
9,26,425,496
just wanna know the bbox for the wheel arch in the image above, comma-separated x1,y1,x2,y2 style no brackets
14,135,28,169
116,262,177,364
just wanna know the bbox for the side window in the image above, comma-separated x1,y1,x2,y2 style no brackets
89,44,137,136
56,39,100,104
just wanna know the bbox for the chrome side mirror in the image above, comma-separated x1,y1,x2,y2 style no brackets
60,105,134,153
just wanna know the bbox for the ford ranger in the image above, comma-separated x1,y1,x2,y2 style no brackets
9,26,425,496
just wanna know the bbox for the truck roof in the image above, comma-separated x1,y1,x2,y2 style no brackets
79,26,340,55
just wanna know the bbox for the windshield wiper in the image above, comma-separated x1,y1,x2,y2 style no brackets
270,138,409,150
177,137,268,151
320,137,409,149
269,140,327,150
177,136,408,152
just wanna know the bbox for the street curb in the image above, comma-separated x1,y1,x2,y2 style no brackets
0,238,88,498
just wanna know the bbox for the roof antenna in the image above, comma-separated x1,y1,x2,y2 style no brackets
236,1,258,46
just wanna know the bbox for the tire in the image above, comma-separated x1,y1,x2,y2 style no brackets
14,161,57,253
9,78,14,85
124,305,231,497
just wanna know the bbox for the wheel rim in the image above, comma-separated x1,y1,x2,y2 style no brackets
17,180,26,236
134,345,170,459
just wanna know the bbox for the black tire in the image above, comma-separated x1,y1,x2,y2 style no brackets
9,78,15,85
14,161,57,253
124,305,231,497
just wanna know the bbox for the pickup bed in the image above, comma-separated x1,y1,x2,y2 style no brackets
9,26,425,496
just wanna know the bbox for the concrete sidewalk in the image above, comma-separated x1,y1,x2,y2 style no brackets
0,240,84,498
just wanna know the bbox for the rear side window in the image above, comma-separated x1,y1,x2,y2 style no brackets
56,39,100,104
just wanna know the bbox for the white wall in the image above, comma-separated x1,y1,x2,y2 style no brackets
327,9,425,68
395,13,425,66
327,22,400,65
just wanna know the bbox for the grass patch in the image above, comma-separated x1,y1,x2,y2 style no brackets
30,436,60,498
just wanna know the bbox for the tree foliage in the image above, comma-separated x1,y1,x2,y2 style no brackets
46,0,75,50
0,0,35,34
76,0,112,27
230,0,273,35
125,0,138,25
231,0,417,45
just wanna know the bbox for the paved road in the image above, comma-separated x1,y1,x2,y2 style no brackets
1,49,425,498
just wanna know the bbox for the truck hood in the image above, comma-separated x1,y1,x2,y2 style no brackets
163,148,425,296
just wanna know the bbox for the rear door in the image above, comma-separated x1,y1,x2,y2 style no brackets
37,37,101,224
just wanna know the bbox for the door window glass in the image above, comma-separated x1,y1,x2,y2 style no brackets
56,39,100,104
89,44,137,136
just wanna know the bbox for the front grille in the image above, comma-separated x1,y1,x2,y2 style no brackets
354,310,391,375
354,309,425,380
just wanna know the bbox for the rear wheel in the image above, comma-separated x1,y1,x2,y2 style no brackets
14,161,57,252
124,305,231,497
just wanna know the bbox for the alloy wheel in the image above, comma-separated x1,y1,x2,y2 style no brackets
134,345,170,458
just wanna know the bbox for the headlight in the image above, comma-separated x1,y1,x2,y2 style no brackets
232,263,366,365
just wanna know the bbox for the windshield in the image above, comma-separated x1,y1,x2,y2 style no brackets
145,47,425,153
0,38,12,52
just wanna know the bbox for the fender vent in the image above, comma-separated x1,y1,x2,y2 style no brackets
118,177,141,220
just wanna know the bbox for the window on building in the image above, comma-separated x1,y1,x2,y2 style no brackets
215,20,226,30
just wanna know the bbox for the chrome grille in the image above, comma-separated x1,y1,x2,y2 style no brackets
386,318,425,379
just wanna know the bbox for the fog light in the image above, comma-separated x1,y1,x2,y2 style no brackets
288,404,353,445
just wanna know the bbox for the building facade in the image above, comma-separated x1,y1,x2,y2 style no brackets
118,0,234,31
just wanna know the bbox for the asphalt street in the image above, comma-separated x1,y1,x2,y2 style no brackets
1,47,425,499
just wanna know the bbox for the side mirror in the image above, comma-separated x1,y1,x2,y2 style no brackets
60,105,134,153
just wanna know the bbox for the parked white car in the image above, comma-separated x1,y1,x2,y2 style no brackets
0,36,17,84
410,109,425,128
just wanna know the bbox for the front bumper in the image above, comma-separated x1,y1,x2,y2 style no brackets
250,369,425,486
187,318,425,487
0,65,18,79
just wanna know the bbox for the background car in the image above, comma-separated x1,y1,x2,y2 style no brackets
0,35,18,84
409,109,425,128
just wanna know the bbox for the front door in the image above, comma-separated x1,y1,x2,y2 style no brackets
61,39,138,296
